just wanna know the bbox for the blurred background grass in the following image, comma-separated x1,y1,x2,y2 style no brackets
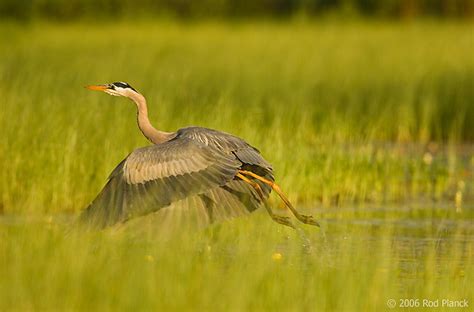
1,0,473,21
0,2,473,311
0,21,472,215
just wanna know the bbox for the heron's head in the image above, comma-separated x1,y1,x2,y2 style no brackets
86,82,138,97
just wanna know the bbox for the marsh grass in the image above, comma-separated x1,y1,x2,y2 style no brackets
0,21,473,214
1,208,472,311
0,21,473,310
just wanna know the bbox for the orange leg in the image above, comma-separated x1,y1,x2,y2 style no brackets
239,170,320,227
236,173,295,228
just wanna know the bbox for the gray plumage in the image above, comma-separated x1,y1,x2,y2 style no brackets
80,123,273,229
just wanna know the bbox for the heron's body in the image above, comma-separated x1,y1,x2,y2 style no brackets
80,82,318,229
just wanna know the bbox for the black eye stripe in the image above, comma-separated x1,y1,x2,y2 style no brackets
111,82,137,92
113,82,128,88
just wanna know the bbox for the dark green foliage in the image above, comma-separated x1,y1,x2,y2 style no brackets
0,0,473,21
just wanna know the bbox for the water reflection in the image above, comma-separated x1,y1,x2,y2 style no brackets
312,206,472,294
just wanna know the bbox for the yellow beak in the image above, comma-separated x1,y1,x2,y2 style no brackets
86,84,109,91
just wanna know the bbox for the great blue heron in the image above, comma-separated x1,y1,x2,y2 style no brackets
80,82,319,229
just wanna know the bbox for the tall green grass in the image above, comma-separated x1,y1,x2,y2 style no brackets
0,21,473,311
0,21,472,214
1,208,472,311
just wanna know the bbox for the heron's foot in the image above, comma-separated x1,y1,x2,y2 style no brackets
295,214,320,227
270,214,295,229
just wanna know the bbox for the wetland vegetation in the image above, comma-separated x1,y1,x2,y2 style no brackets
0,20,472,310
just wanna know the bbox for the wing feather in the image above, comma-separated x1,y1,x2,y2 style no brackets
80,136,241,229
108,178,271,238
178,127,273,178
80,127,275,230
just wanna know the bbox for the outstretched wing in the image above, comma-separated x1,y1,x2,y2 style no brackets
178,127,273,178
108,179,269,239
79,136,242,229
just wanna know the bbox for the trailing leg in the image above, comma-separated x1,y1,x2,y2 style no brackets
239,170,320,227
236,173,295,228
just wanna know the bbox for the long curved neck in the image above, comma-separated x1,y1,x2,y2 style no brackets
127,91,174,144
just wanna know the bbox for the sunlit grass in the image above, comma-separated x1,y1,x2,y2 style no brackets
0,20,472,214
0,208,472,311
0,20,473,310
